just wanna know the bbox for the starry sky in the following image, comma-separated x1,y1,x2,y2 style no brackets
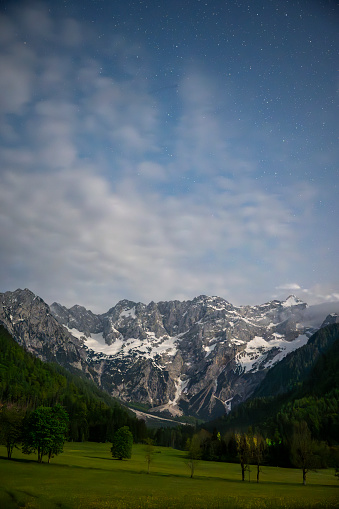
0,0,338,313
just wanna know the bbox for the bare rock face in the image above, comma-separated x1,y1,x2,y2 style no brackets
50,302,102,336
0,289,87,371
49,293,311,419
2,288,334,421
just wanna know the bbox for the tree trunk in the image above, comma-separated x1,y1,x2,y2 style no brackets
7,445,13,460
257,464,260,483
303,468,307,485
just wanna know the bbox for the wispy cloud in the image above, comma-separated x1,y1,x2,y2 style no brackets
276,283,302,291
0,163,314,310
0,2,337,311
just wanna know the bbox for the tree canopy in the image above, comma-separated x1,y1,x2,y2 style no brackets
22,404,69,463
0,405,25,459
111,426,133,460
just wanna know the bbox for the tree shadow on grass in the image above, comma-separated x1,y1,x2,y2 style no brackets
84,455,114,461
0,454,35,464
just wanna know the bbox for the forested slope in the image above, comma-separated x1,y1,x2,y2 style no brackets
206,324,339,444
253,323,339,398
0,324,147,442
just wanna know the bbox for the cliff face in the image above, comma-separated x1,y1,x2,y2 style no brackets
50,293,312,419
2,288,331,420
0,289,87,370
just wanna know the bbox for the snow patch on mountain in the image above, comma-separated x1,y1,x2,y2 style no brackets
152,378,189,417
66,327,87,340
48,292,318,417
264,334,309,369
120,307,136,319
67,326,178,360
236,333,309,373
203,342,217,356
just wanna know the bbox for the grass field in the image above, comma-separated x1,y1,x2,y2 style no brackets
0,442,338,509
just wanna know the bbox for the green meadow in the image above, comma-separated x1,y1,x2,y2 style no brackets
0,443,338,509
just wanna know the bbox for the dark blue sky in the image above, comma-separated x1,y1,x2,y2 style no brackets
0,0,338,311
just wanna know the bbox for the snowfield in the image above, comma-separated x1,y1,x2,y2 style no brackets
67,327,178,359
236,333,309,373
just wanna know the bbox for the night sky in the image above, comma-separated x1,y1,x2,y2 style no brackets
0,0,338,312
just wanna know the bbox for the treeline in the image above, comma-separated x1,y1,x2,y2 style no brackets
0,324,147,443
184,422,339,485
150,424,195,449
207,325,339,439
198,325,339,469
208,388,339,450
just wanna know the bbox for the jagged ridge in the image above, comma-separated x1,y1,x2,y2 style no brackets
1,288,337,420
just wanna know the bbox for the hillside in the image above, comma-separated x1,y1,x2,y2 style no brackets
205,324,339,444
252,322,339,398
0,324,147,442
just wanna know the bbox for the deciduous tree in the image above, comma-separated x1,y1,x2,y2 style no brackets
185,434,201,478
144,437,155,474
22,405,69,463
252,433,266,483
235,433,251,481
111,426,133,460
0,405,24,459
290,421,316,485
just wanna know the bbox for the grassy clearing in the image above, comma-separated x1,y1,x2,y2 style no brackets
0,443,338,508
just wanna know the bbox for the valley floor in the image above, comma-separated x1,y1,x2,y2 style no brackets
0,443,338,509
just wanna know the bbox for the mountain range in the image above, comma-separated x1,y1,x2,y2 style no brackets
0,288,338,420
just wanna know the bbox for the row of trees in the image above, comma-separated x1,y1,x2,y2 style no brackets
108,422,337,486
184,429,267,481
1,408,139,467
0,404,69,463
188,421,338,485
2,403,338,485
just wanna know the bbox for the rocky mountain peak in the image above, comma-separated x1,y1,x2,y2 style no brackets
1,289,87,370
281,295,307,308
47,292,315,418
50,301,102,336
1,288,334,421
321,313,339,328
